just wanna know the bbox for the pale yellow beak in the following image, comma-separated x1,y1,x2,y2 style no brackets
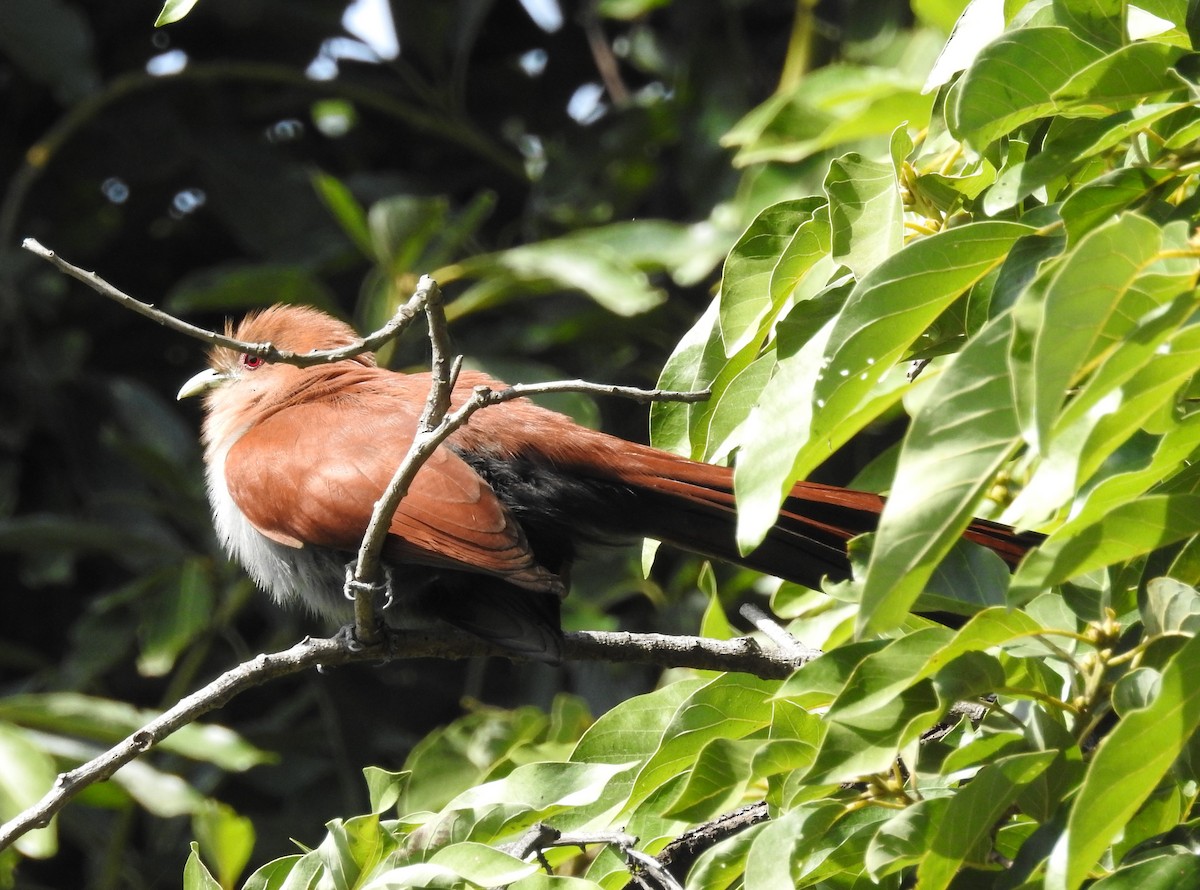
177,368,228,400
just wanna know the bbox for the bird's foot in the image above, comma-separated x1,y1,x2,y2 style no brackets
343,563,394,610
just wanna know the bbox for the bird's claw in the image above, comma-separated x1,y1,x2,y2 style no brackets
332,623,366,652
343,563,395,610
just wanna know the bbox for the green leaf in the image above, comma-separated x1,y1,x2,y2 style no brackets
311,172,373,258
182,843,222,890
983,105,1185,215
456,238,665,316
809,221,1029,471
858,314,1022,636
723,66,933,166
1143,577,1200,637
1016,213,1190,453
744,803,843,889
317,814,389,890
695,351,776,462
0,693,272,771
368,194,449,273
155,0,200,26
733,284,869,550
660,738,760,821
165,264,342,315
1011,494,1200,602
1045,632,1200,890
565,679,706,828
1054,42,1187,110
192,801,255,890
137,557,214,677
719,197,826,355
0,724,57,859
364,767,409,815
825,153,903,278
1050,0,1124,48
626,673,778,814
865,797,950,879
1002,290,1200,529
917,751,1056,889
950,27,1107,147
428,842,539,886
241,852,323,890
1089,853,1200,889
1059,167,1176,243
650,297,726,457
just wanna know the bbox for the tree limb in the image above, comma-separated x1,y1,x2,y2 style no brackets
0,626,811,854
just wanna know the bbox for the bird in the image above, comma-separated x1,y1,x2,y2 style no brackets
178,304,1040,662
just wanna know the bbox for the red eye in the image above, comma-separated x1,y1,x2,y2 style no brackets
241,354,265,370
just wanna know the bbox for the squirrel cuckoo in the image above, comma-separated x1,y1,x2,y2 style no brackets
178,304,1039,661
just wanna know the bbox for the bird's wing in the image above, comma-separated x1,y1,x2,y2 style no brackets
223,402,561,594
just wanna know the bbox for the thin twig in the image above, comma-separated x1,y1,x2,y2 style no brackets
20,239,430,366
739,603,821,660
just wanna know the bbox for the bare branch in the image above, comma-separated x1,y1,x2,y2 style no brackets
20,238,429,366
0,626,809,854
739,603,821,660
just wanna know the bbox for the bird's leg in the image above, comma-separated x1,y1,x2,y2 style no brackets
342,563,393,649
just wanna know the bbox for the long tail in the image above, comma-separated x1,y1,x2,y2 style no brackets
579,443,1042,591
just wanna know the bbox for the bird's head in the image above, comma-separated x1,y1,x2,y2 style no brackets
177,304,376,446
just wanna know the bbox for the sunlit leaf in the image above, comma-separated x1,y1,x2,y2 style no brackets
1045,633,1200,890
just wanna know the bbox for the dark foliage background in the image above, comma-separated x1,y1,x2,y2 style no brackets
0,1,899,886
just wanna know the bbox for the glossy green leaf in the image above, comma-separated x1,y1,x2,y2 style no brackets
858,314,1021,636
1011,495,1200,602
166,264,342,315
241,852,322,890
805,681,943,784
364,768,409,815
155,0,200,26
661,737,760,821
564,679,706,829
917,751,1056,889
182,843,222,890
733,284,870,549
456,239,664,317
984,105,1185,215
810,221,1028,464
1002,291,1199,528
1054,42,1187,109
650,297,727,457
744,803,843,889
718,197,825,355
1059,167,1176,243
1143,576,1200,636
137,557,214,677
1089,853,1200,889
1017,214,1191,452
695,350,776,462
723,66,933,166
428,843,539,886
950,28,1106,147
626,673,778,814
1049,0,1123,48
825,152,902,278
1046,632,1200,890
865,797,950,879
